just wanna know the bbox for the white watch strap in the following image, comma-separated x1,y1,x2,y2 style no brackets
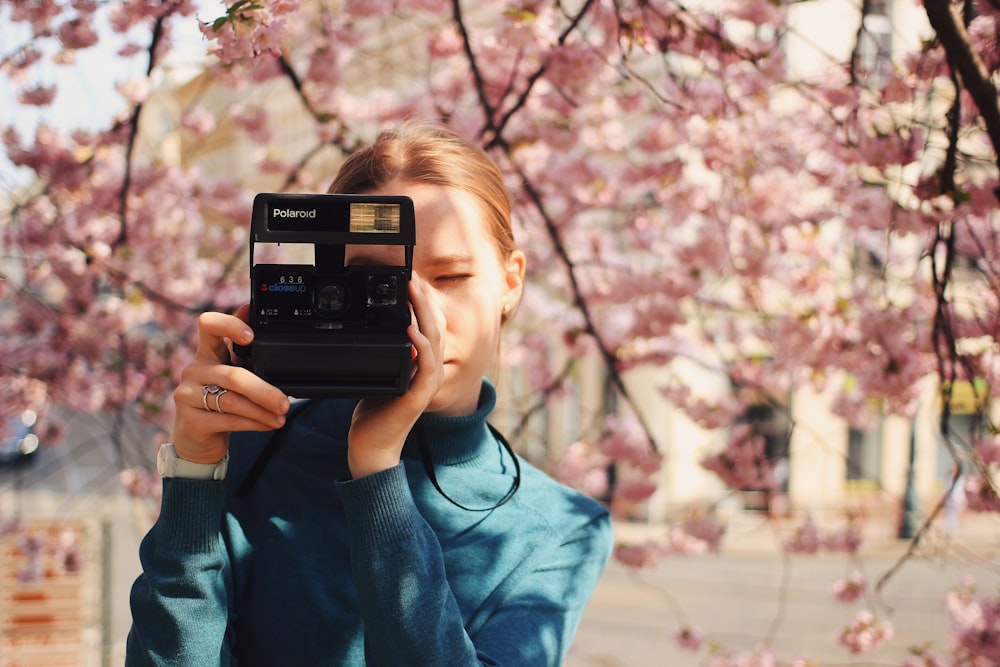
157,443,229,480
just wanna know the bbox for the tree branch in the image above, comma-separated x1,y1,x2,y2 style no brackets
502,151,662,454
115,10,169,247
923,0,1000,201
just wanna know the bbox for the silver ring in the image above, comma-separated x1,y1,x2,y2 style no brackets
214,388,228,414
203,384,224,412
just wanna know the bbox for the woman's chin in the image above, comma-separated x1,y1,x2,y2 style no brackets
426,377,481,417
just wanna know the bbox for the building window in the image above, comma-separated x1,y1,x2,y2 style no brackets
847,421,882,482
853,0,893,87
936,379,990,482
737,401,791,491
937,413,980,481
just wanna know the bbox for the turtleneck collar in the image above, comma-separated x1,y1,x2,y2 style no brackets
400,380,497,466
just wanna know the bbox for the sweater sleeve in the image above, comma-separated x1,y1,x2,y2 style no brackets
337,464,613,667
125,479,233,667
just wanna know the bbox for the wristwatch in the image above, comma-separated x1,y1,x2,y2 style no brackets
157,443,229,480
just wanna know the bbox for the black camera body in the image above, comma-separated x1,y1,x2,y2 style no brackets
234,192,415,398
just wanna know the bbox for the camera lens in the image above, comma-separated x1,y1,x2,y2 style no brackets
368,275,398,307
314,282,349,316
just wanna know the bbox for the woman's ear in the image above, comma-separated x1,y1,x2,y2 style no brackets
501,249,526,322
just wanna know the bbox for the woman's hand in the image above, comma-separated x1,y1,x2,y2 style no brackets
171,305,290,464
347,275,445,478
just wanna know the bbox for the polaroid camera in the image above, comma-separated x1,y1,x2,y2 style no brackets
234,192,415,398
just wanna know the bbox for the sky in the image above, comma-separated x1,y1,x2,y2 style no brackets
1,2,218,187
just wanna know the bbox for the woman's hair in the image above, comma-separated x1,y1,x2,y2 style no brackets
327,120,516,264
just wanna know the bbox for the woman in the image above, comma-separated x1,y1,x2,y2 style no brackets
127,121,613,666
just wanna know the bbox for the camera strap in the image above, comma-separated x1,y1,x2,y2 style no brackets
415,422,522,512
237,399,321,498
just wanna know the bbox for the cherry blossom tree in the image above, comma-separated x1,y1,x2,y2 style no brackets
2,0,999,663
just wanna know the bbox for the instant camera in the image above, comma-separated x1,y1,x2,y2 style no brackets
234,192,415,398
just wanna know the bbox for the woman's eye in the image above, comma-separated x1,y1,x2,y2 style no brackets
436,274,472,284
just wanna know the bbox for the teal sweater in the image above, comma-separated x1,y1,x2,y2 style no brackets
127,381,613,666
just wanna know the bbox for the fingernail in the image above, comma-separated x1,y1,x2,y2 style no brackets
242,329,254,343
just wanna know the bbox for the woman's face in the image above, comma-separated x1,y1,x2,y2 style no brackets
345,180,525,416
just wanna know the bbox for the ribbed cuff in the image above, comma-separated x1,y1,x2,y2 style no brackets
337,464,417,550
157,478,227,554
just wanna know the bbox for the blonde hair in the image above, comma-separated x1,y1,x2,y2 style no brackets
327,120,516,264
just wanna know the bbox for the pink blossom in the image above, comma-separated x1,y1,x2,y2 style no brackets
610,468,658,508
838,610,894,654
120,468,162,500
681,511,727,552
661,383,743,430
57,17,100,49
428,25,463,58
258,155,293,173
231,105,272,143
117,42,144,57
342,0,395,18
946,578,1000,664
964,475,1000,513
115,78,151,104
17,85,57,106
664,526,713,555
974,437,1000,467
180,107,217,136
784,514,823,554
613,541,662,569
823,519,863,554
544,42,607,98
555,440,610,498
701,424,779,492
497,5,560,50
200,1,299,63
722,0,787,26
406,0,450,11
674,625,705,651
1,46,44,82
8,1,62,30
829,571,866,604
596,414,661,473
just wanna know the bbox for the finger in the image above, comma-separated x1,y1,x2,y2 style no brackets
233,303,251,324
408,277,444,352
184,364,290,417
405,280,445,396
171,369,288,462
173,403,281,462
196,311,254,364
180,384,287,431
225,304,254,365
406,282,433,372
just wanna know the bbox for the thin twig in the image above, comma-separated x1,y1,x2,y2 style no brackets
115,10,169,247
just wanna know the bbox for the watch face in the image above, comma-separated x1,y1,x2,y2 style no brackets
156,443,174,477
